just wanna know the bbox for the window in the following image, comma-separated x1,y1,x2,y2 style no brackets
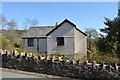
28,38,34,46
57,37,64,46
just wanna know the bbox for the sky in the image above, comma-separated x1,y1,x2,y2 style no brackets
2,2,119,32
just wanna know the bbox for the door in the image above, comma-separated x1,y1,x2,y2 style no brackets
39,38,47,53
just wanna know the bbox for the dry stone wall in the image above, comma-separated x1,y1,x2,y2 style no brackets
1,49,120,79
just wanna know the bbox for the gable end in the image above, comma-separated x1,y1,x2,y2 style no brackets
46,19,87,36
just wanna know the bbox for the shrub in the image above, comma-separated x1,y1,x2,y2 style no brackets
14,41,23,48
1,35,14,51
87,51,120,64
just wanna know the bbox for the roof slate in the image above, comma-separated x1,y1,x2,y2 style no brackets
22,26,55,38
22,19,87,38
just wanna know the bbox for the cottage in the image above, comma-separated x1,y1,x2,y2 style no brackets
22,19,87,59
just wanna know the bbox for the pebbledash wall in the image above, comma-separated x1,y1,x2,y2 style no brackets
47,22,87,59
74,27,87,59
47,22,75,54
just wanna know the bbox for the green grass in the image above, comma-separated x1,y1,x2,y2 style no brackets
15,48,43,56
87,51,120,64
0,34,14,51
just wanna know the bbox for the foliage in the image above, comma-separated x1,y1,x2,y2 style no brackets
15,48,42,57
87,51,120,64
1,34,14,51
96,17,120,54
85,28,99,50
5,19,18,41
96,37,108,54
14,41,23,48
2,29,26,42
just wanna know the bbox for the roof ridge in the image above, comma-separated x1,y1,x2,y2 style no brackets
30,26,55,28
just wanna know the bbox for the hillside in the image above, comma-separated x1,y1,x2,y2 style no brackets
2,29,26,42
0,34,14,50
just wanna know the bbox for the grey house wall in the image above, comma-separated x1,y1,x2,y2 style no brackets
74,29,87,59
38,38,47,53
47,22,75,55
23,38,47,53
23,39,37,52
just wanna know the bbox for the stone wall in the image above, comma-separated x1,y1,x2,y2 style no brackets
1,49,120,79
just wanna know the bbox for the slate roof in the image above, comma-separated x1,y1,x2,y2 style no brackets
22,19,87,38
22,26,55,38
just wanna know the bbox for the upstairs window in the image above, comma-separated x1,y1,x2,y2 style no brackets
57,37,64,46
28,38,34,46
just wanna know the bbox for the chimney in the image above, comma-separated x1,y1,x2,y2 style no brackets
55,22,58,26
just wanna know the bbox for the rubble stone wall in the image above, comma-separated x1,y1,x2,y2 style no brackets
1,49,120,79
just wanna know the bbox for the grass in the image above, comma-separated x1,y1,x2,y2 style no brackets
15,48,43,56
87,51,120,64
0,34,14,51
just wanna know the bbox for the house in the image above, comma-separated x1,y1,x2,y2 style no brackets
22,19,87,59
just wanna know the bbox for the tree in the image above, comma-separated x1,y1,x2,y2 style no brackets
0,14,8,29
97,17,120,54
7,19,17,30
23,18,31,30
23,18,39,30
85,28,98,49
30,18,39,27
7,19,17,41
85,28,98,39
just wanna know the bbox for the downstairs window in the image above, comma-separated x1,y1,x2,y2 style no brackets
28,38,34,46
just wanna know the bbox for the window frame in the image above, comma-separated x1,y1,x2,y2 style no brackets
57,37,64,46
28,38,34,46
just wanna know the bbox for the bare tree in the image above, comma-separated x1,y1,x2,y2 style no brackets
23,18,39,30
7,19,17,41
85,28,98,39
0,14,8,29
30,18,39,27
85,28,98,49
7,19,17,30
23,18,31,30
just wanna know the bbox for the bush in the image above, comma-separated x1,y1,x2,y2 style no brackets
14,41,23,48
87,51,120,64
1,35,14,51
